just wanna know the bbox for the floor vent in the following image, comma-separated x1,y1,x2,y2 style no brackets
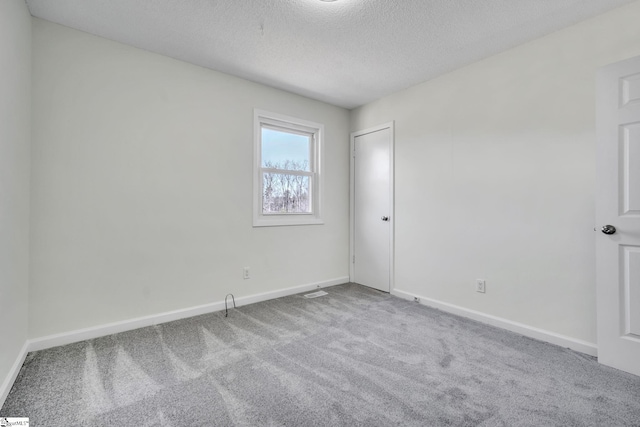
304,290,328,299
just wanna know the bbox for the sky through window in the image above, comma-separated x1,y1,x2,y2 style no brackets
261,128,310,171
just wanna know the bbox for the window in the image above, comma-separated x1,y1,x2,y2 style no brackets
253,110,323,226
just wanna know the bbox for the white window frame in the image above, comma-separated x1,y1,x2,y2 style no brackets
253,109,324,227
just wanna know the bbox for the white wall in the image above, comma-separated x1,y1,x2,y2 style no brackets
0,0,31,401
351,1,640,345
30,19,350,338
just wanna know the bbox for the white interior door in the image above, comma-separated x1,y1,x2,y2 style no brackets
596,55,640,377
351,124,393,293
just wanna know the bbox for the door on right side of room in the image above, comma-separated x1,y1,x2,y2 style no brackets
351,123,394,293
596,55,640,377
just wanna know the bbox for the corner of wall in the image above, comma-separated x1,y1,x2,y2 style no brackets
0,0,32,411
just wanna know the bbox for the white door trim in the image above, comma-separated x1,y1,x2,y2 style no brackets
350,122,395,291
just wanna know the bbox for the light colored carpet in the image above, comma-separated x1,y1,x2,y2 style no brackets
2,283,640,426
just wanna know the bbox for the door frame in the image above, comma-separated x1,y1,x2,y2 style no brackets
349,122,395,291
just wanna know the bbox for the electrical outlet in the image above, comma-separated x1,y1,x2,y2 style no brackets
243,267,250,280
476,279,486,293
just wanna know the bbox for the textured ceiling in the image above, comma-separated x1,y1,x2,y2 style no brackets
26,0,637,109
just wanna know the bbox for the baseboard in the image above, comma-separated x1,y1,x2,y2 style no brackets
28,277,348,353
232,277,348,307
0,341,29,410
391,288,598,357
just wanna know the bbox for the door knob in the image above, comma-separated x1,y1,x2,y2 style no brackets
601,225,616,235
381,216,389,222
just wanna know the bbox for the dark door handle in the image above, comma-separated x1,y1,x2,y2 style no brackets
601,225,616,235
381,216,389,222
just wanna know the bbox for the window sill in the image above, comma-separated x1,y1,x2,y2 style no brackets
253,215,324,227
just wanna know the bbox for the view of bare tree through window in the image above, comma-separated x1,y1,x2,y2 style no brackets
261,127,313,214
262,161,310,213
